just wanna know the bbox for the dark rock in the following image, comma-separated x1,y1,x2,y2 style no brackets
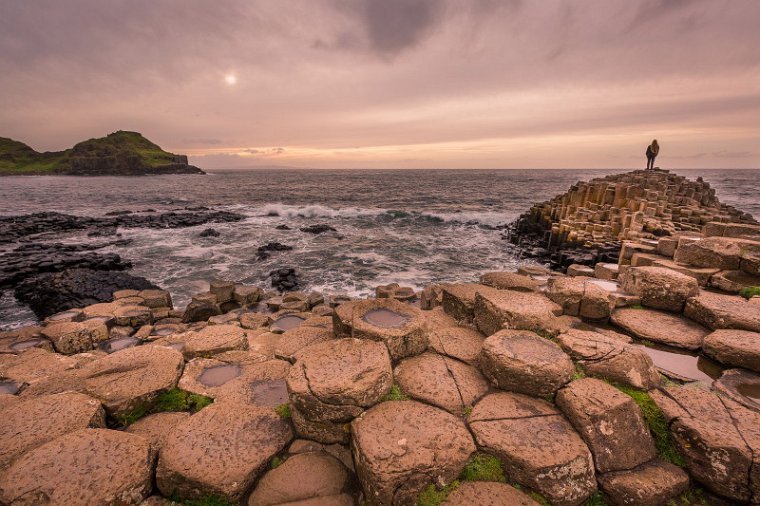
256,242,293,260
300,224,337,234
275,224,291,230
14,268,159,319
199,228,220,238
269,268,301,293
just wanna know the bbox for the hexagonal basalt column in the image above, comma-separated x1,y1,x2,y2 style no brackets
333,299,427,361
287,338,392,443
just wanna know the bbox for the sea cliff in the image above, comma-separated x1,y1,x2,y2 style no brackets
0,131,205,176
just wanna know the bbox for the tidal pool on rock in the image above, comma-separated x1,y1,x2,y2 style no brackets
198,364,241,387
249,379,289,407
362,308,409,328
98,336,140,354
271,315,305,332
737,383,760,403
636,343,723,386
0,380,20,395
9,338,47,352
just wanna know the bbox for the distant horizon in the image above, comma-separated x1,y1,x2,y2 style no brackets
2,1,759,170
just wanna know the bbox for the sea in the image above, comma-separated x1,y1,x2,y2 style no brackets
1,168,758,329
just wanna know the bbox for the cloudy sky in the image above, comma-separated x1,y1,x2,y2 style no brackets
1,0,759,169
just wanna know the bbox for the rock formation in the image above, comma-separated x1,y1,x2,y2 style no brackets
0,130,205,175
509,169,756,270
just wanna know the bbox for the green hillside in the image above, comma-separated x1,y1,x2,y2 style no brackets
0,131,204,175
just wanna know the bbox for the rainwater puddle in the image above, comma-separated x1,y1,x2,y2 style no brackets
10,338,47,352
363,308,409,328
0,380,21,395
637,344,722,386
98,337,140,353
198,364,241,387
272,315,305,332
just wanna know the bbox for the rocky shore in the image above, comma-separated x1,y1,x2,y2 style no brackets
508,169,757,271
1,169,760,505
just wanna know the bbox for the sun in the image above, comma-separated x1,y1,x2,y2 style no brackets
224,74,237,86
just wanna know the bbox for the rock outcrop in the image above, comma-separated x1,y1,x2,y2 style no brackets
0,131,205,176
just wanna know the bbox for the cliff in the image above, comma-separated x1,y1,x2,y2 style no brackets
0,131,205,175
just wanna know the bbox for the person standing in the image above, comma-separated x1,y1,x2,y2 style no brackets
646,139,659,170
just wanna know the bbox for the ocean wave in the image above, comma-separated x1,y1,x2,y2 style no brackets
255,203,384,219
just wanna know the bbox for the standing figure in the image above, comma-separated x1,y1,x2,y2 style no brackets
646,139,659,170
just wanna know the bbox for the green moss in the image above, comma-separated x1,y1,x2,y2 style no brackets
528,491,550,506
584,491,609,506
116,388,213,427
739,286,760,300
640,339,655,348
669,486,707,505
171,495,234,506
629,303,644,309
275,403,291,418
572,364,587,381
417,481,460,506
463,406,473,416
459,453,506,483
616,385,685,467
270,456,286,469
382,384,410,401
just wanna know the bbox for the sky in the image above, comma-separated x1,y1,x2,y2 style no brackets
1,0,759,169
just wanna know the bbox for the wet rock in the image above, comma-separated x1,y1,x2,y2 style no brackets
394,352,488,414
684,291,760,332
556,329,660,390
333,299,427,361
479,271,543,292
199,227,220,237
270,268,300,292
468,392,596,506
300,224,337,234
442,481,541,505
351,400,475,506
651,384,755,502
125,412,191,452
619,266,699,312
0,392,106,470
256,241,294,260
480,329,574,397
702,329,760,372
611,307,709,350
546,276,612,320
14,267,159,319
156,402,292,503
247,452,353,506
473,288,564,337
597,460,690,506
287,338,392,435
0,428,154,506
556,378,656,472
